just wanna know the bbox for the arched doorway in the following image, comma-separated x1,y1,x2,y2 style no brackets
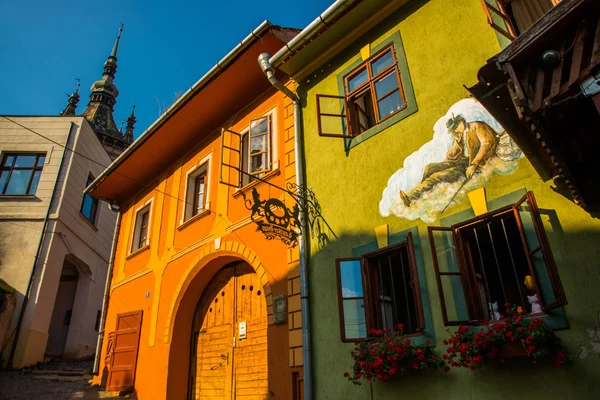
189,261,268,399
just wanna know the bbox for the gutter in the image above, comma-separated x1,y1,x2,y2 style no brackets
93,208,121,375
269,0,362,67
85,20,273,197
258,53,313,400
8,122,77,368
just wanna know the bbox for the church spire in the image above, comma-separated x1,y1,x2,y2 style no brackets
82,24,131,161
60,82,80,116
103,23,123,80
123,105,136,144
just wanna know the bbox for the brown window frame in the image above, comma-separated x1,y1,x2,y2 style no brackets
131,205,151,253
0,152,46,196
335,233,425,342
480,0,518,40
219,115,272,189
192,169,207,216
428,191,566,327
316,44,407,138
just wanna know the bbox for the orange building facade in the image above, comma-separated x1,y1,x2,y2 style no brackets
88,23,303,400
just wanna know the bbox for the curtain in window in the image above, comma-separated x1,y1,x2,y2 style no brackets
509,0,555,33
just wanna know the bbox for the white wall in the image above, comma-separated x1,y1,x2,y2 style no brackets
0,116,118,367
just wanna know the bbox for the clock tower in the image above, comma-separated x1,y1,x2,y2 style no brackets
81,24,133,161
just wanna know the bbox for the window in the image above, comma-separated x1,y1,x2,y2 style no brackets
219,114,273,188
428,191,566,326
336,233,424,341
184,163,209,221
0,153,45,195
480,0,560,40
81,174,99,224
131,205,150,252
316,45,406,138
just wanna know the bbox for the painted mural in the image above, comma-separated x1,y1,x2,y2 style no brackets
379,98,522,223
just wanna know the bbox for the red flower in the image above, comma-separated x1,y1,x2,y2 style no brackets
444,366,450,373
469,364,476,371
389,368,397,375
473,355,483,364
344,372,350,377
425,339,431,345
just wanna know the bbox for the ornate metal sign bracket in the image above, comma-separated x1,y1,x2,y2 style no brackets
240,179,336,247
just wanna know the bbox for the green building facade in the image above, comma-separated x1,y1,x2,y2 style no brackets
278,0,600,398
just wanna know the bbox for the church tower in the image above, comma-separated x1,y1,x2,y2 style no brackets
80,24,134,161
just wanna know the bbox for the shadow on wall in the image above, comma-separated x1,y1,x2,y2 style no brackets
307,223,600,400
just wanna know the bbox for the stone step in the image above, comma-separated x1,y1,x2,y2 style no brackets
29,369,88,376
32,373,93,382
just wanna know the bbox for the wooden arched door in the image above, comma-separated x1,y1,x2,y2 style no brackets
189,262,268,400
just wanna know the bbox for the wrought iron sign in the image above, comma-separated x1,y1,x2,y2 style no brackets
241,182,335,248
244,188,300,246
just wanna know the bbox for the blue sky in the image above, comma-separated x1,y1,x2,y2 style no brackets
0,0,332,138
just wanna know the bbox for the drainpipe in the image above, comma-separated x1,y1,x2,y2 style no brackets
93,207,121,375
7,122,76,368
258,53,312,400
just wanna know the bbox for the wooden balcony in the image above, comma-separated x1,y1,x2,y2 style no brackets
469,0,600,211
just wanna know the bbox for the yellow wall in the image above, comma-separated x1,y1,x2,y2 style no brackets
299,0,600,399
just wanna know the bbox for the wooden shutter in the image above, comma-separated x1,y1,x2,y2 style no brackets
406,232,425,331
316,94,349,138
512,191,567,310
219,128,242,188
336,258,368,342
480,0,518,40
107,310,143,393
427,226,474,326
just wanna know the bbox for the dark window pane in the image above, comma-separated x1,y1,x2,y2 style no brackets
339,260,363,298
342,299,367,339
4,155,15,166
5,170,32,194
0,171,8,193
14,155,36,168
36,156,46,167
250,154,268,173
371,51,394,76
81,195,94,220
347,68,368,92
377,91,403,119
250,135,267,154
28,170,42,195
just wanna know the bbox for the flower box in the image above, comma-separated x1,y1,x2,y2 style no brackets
344,325,445,385
500,342,528,358
442,304,570,370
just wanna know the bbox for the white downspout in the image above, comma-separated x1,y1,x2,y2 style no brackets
258,53,313,400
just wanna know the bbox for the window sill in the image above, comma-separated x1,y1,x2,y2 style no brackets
126,244,150,260
79,213,98,231
0,195,38,200
232,168,281,199
342,332,429,345
177,209,211,231
447,310,568,331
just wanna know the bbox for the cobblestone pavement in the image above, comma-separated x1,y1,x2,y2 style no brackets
0,359,124,400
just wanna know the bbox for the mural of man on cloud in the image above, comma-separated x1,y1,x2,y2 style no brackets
379,98,523,223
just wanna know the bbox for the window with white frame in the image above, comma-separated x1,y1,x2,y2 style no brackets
131,204,151,252
219,111,276,188
184,162,210,221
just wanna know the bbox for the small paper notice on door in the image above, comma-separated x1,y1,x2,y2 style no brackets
239,321,247,339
